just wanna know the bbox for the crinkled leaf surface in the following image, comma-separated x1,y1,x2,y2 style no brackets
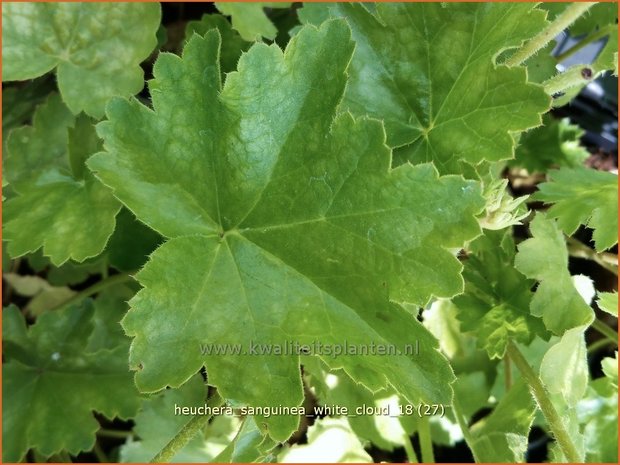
120,375,236,463
299,3,551,173
3,95,120,265
215,2,291,41
511,115,589,173
185,14,251,74
515,213,594,334
2,304,140,462
534,167,618,251
2,3,160,117
454,230,547,358
87,22,485,441
470,381,536,462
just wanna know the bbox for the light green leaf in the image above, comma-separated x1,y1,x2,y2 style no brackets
299,3,551,173
185,14,251,75
2,3,161,117
511,115,590,173
304,361,402,451
534,167,618,251
215,2,291,41
212,417,277,463
601,352,618,387
596,292,618,318
2,304,140,462
120,375,237,463
278,417,372,463
470,381,536,462
3,95,121,265
455,230,547,358
577,377,618,463
515,213,594,334
87,22,484,441
540,326,589,407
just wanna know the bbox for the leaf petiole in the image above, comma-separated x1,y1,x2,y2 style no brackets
505,2,595,67
506,340,581,462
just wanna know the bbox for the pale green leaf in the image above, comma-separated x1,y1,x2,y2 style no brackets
304,361,403,451
534,167,618,251
299,3,551,173
515,213,594,334
3,95,121,265
88,22,485,441
540,326,589,407
2,3,161,117
511,115,590,173
212,417,277,463
278,417,372,463
2,304,140,462
215,2,291,41
470,381,536,463
120,375,237,463
596,292,618,318
601,352,618,387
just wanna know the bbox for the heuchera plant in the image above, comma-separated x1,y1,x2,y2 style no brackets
2,2,618,463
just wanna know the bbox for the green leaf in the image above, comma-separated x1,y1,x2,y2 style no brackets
454,230,547,358
598,291,618,318
278,417,372,463
215,2,291,41
304,361,403,451
3,95,121,265
120,375,237,463
470,381,536,462
511,115,590,173
213,418,277,463
534,166,618,251
577,377,618,463
185,14,251,74
299,2,551,173
540,326,589,407
87,22,485,441
515,213,594,334
2,3,161,117
2,303,140,461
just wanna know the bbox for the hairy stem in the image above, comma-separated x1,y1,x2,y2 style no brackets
543,64,595,95
452,398,479,463
418,416,435,463
507,341,580,462
505,3,595,67
591,318,619,344
556,24,615,62
566,236,618,275
151,393,224,463
49,272,134,312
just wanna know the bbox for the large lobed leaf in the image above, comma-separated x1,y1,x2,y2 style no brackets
88,21,485,440
2,2,160,117
2,302,140,461
3,95,120,265
299,2,551,173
